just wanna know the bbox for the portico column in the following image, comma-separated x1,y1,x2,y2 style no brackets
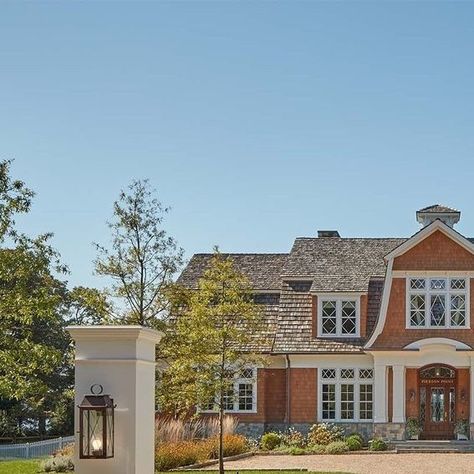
374,363,388,423
392,365,405,423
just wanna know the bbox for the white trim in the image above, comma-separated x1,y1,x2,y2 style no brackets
317,294,361,338
384,220,474,261
318,367,374,423
404,338,472,351
393,270,474,277
405,276,470,329
199,367,258,414
365,259,393,348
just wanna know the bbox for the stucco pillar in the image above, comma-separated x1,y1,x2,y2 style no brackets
392,364,405,423
67,326,163,474
374,363,387,422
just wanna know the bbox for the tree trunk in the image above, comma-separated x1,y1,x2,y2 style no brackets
219,405,224,474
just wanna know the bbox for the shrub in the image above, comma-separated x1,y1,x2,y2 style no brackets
281,427,306,448
307,443,326,454
288,446,305,455
369,438,388,451
325,441,349,454
345,436,362,451
346,433,364,445
155,440,202,470
260,432,282,451
406,418,422,438
41,456,74,472
206,434,248,458
308,423,344,446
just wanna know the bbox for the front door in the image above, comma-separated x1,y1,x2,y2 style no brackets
419,365,456,440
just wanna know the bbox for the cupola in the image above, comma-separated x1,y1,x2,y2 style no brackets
416,204,460,228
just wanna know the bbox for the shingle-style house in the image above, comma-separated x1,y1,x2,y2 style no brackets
177,205,474,440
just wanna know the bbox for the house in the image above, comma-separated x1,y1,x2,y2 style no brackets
176,205,474,441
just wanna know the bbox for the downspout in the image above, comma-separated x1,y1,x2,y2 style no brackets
285,354,291,427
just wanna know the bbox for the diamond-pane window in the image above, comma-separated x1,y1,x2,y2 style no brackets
321,368,336,379
341,301,357,335
321,301,337,335
240,368,253,379
340,369,354,379
450,294,466,326
410,294,426,327
411,278,426,290
359,369,373,379
430,279,446,290
451,278,466,290
430,294,446,326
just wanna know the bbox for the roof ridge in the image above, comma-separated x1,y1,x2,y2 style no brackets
293,237,407,241
192,252,289,256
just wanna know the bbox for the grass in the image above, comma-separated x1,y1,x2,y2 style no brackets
0,460,350,474
0,460,41,474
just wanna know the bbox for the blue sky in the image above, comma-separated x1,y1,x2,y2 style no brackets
1,1,474,289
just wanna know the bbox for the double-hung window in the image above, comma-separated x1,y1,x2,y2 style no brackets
200,368,257,413
320,368,373,422
407,277,469,329
318,296,360,337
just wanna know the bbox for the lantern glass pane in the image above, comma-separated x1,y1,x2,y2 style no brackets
83,409,104,457
106,407,114,457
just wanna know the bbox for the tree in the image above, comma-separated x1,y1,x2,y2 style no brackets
0,159,109,438
158,250,265,474
94,180,183,328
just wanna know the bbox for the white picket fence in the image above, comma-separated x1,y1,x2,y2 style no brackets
0,436,74,459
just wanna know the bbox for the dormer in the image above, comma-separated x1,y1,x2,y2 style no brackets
416,204,460,228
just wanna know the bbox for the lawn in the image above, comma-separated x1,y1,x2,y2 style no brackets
0,461,350,474
0,460,41,474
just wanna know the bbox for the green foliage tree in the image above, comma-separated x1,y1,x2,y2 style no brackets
0,159,109,438
94,179,183,328
159,250,265,474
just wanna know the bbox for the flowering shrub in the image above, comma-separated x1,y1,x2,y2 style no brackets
281,427,306,448
41,456,74,472
307,423,344,446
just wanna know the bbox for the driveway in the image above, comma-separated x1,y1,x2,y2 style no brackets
206,453,474,473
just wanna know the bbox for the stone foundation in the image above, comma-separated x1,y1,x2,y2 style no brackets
373,422,405,440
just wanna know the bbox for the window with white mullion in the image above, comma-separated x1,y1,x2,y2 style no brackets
319,297,359,337
408,277,469,329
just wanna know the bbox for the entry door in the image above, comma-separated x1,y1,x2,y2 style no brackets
424,387,455,439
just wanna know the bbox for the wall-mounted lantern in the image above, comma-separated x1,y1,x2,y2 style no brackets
409,389,416,402
78,384,115,459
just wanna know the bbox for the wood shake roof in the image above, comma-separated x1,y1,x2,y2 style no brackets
176,237,407,353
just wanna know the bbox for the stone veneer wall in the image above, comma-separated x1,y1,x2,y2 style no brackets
373,422,405,440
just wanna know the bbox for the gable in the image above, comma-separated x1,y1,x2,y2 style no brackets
393,230,474,271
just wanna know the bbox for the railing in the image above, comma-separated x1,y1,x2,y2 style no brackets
0,436,74,459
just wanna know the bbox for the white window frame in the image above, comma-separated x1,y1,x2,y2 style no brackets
317,295,361,338
406,276,470,329
318,368,373,422
199,368,257,414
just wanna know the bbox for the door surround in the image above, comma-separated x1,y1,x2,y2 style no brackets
418,364,457,440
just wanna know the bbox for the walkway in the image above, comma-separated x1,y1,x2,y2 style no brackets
207,453,474,473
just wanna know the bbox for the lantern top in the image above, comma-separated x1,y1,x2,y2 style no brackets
79,394,114,409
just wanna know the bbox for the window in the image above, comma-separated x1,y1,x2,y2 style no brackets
407,277,469,328
320,368,373,421
319,296,360,337
200,368,257,413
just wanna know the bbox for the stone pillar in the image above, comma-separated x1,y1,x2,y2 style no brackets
67,326,163,474
392,365,405,423
374,363,387,423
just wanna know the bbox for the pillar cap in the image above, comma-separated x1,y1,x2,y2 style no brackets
66,325,163,343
